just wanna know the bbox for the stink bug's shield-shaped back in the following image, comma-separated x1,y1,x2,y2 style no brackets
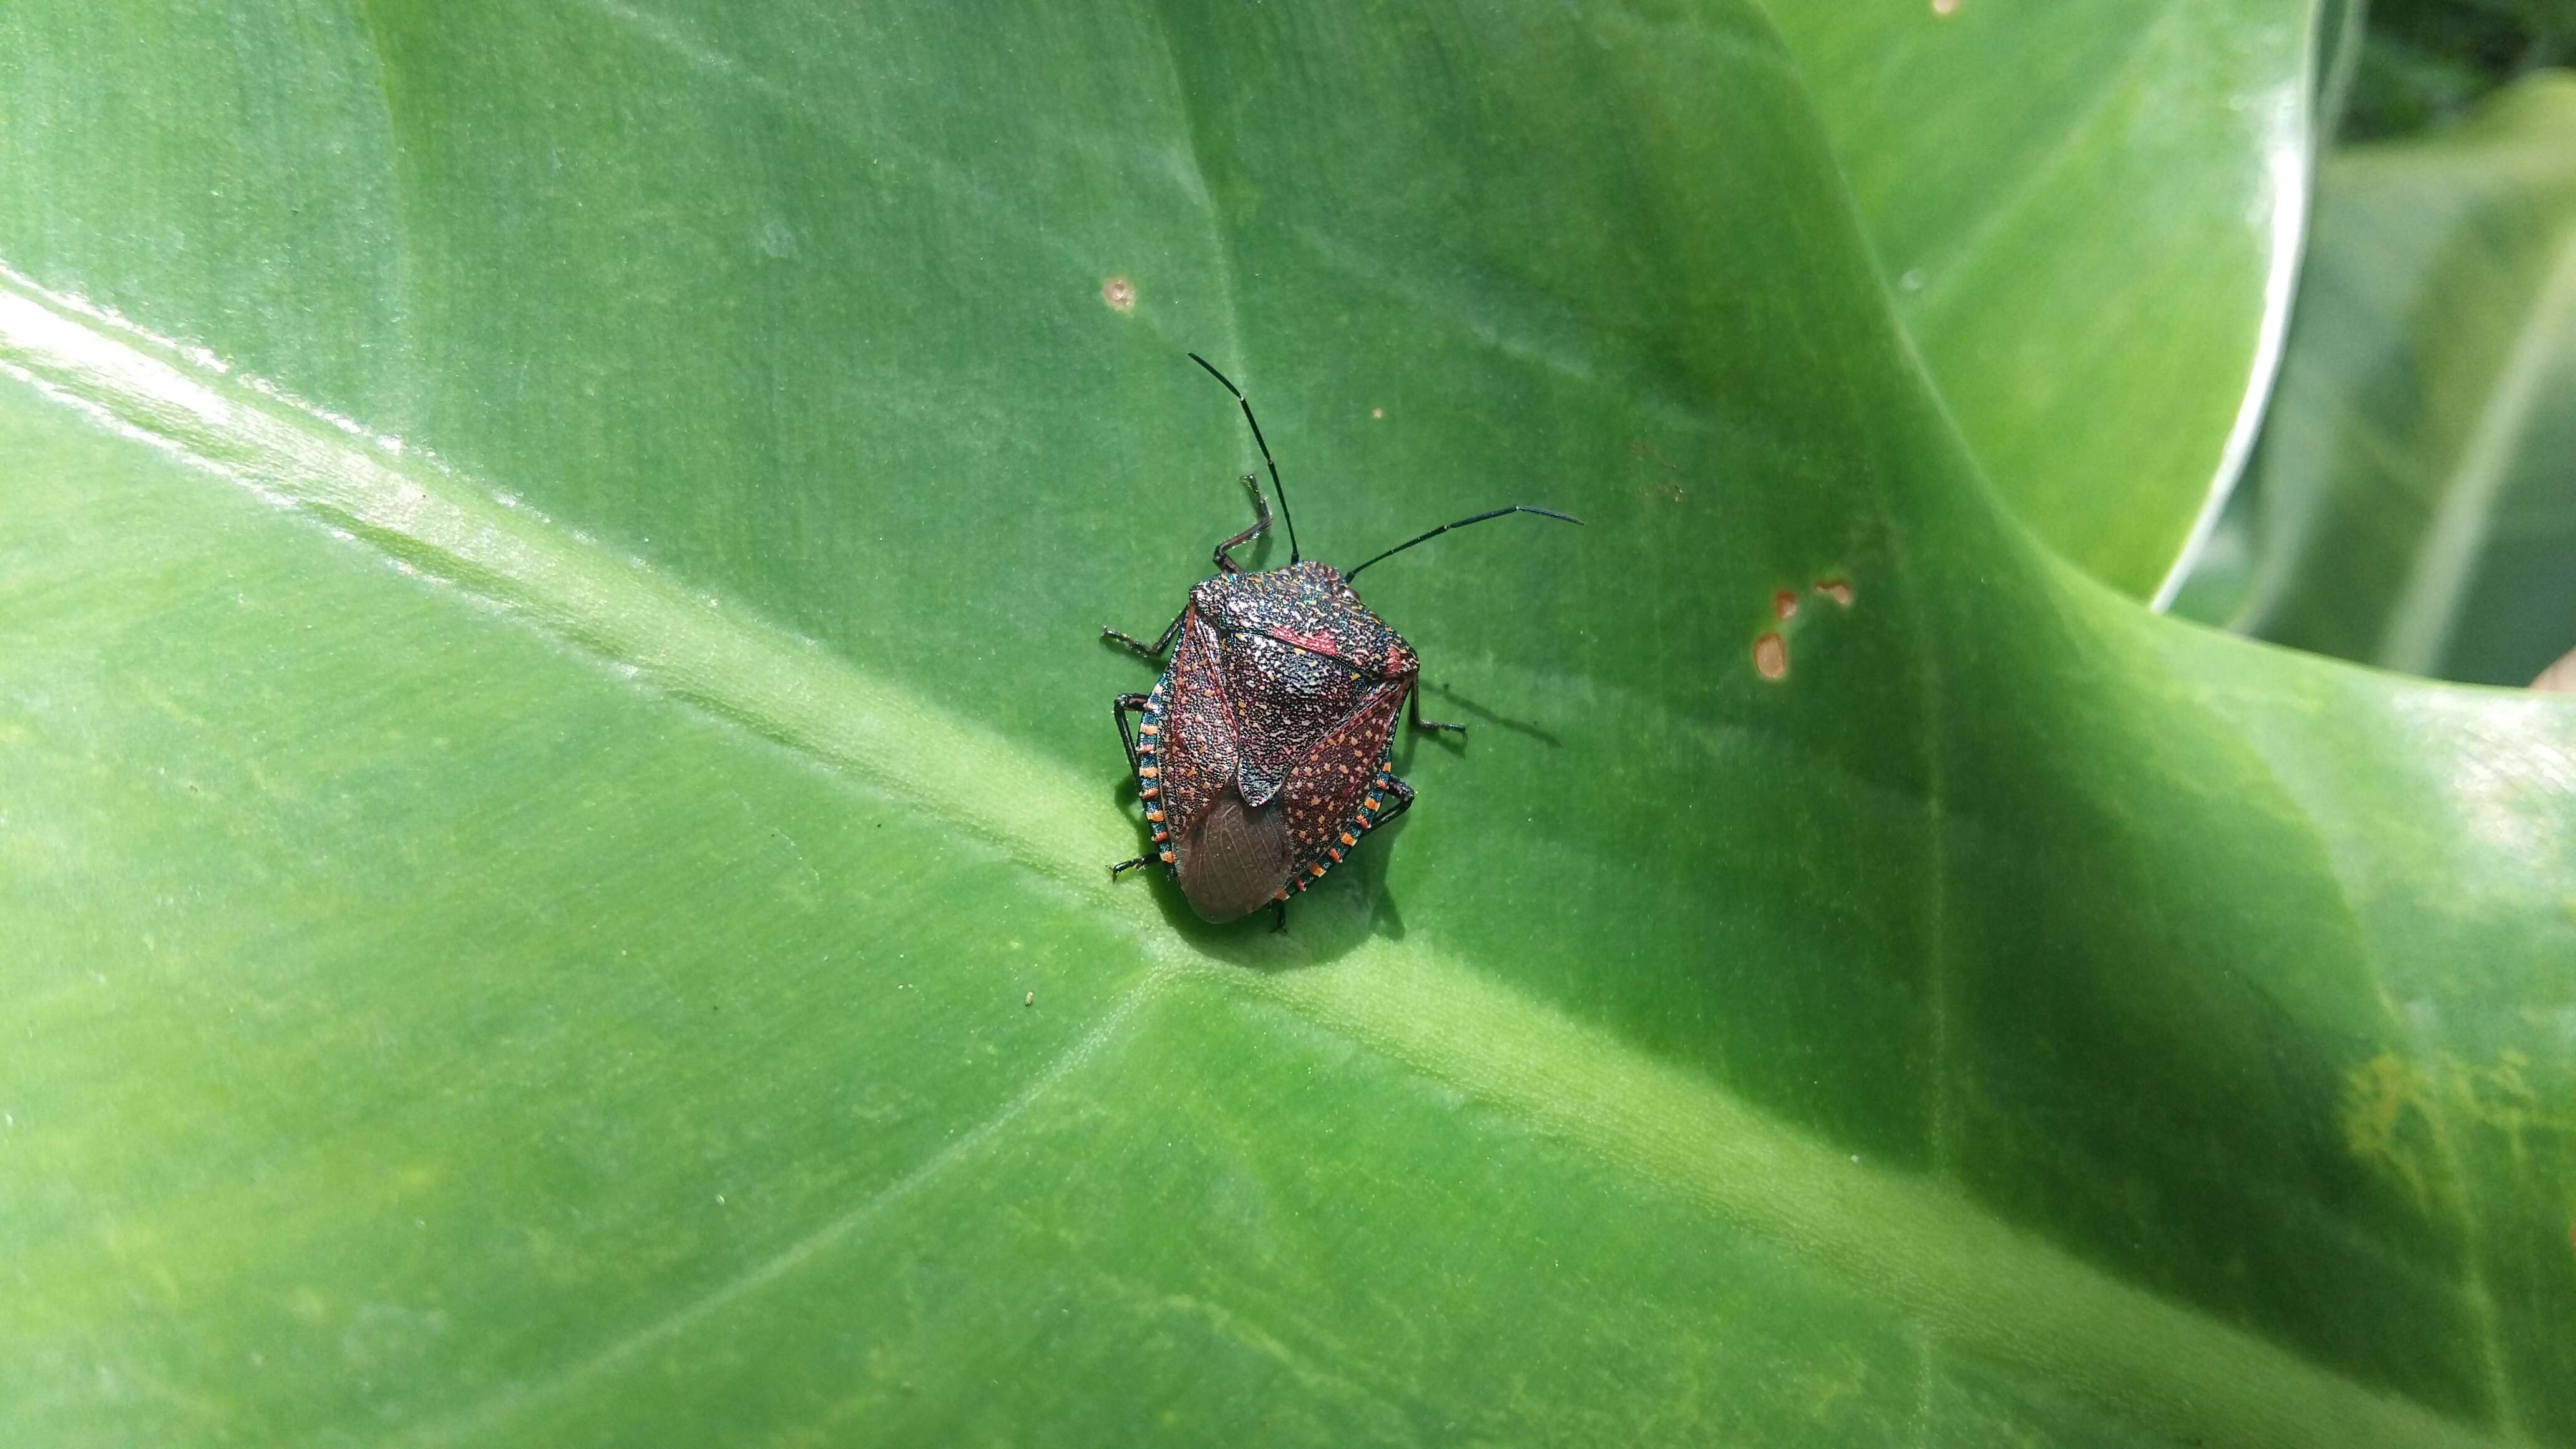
1130,562,1418,921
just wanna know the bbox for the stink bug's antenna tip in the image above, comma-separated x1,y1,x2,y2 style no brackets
1345,505,1581,580
1189,353,1300,565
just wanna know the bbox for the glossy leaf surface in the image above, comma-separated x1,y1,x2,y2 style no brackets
1770,0,2318,598
2192,73,2576,685
3,4,2572,1446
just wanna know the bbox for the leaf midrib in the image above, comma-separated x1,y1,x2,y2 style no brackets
0,262,2504,1449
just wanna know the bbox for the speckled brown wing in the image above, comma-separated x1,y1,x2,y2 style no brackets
1147,606,1240,846
1276,676,1410,889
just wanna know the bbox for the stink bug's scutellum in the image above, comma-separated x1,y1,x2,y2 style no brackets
1103,354,1579,927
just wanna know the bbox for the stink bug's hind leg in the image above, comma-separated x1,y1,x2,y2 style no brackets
1271,898,1287,933
1407,680,1467,736
1103,608,1184,662
1112,693,1149,772
1110,854,1156,878
1375,774,1417,825
1212,471,1272,574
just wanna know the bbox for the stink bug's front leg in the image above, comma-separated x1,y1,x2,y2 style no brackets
1212,471,1272,574
1103,608,1184,662
1407,680,1466,736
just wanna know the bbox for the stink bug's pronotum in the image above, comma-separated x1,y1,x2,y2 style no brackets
1103,354,1579,927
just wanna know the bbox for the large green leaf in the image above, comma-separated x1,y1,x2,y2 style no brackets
1767,0,2323,598
2180,72,2576,685
4,4,2572,1445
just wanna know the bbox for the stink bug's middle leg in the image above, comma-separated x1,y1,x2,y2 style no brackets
1112,692,1150,773
1103,608,1184,662
1407,681,1466,736
1110,854,1156,878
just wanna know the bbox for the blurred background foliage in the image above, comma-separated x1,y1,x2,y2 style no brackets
2172,0,2576,686
2342,0,2575,138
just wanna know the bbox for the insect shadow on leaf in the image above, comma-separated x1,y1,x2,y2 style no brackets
1417,681,1563,748
1100,353,1579,930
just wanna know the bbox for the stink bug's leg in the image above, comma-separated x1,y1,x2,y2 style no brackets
1213,471,1272,574
1375,775,1417,823
1407,680,1466,736
1271,899,1287,933
1189,353,1300,565
1102,608,1184,662
1110,854,1155,878
1112,692,1150,773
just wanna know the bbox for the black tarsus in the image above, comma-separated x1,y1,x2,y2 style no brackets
1102,608,1184,662
1189,353,1300,565
1345,506,1581,582
1110,854,1155,878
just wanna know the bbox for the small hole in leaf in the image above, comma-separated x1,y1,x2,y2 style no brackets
1370,406,1385,419
1772,590,1799,621
1754,632,1788,680
1931,0,1958,14
1101,276,1136,312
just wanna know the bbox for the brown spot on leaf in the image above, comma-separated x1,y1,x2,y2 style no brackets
1754,632,1788,681
1815,578,1854,607
1772,590,1799,622
1101,276,1136,312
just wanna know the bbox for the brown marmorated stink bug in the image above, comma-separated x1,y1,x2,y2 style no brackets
1103,354,1579,928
